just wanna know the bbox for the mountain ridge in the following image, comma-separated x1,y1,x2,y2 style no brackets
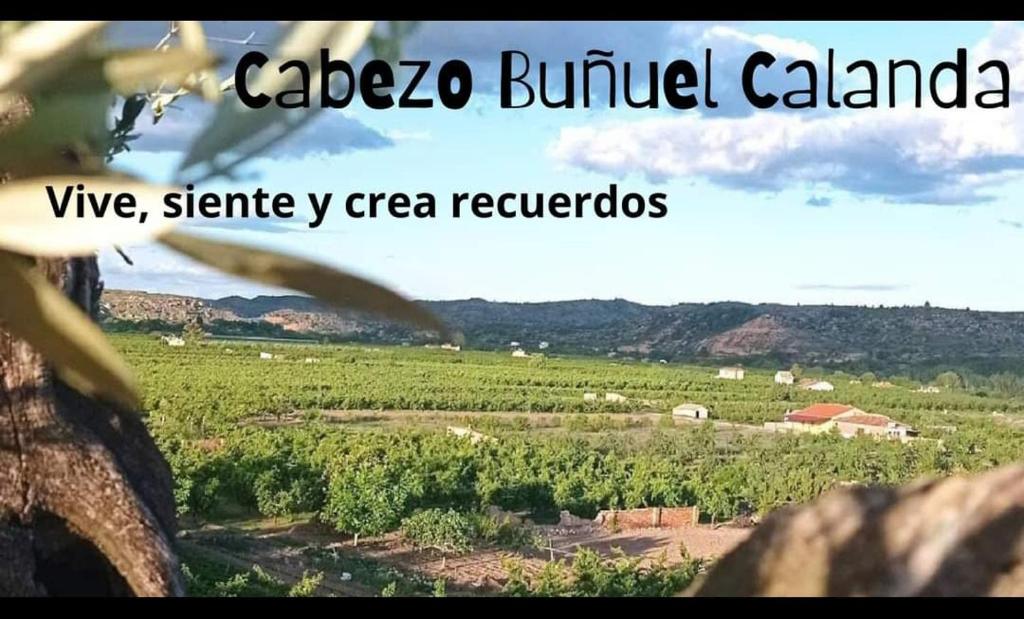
100,289,1024,375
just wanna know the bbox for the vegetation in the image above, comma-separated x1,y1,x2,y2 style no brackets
502,548,702,597
179,550,323,597
129,334,1024,529
400,509,477,554
115,332,1024,595
0,19,438,597
122,334,1024,428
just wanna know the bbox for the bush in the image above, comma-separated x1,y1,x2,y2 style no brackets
471,512,541,550
400,508,476,554
287,571,324,597
253,466,324,518
322,463,420,537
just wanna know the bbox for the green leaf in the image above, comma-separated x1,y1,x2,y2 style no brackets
159,231,451,338
0,175,180,256
177,21,374,181
0,252,139,410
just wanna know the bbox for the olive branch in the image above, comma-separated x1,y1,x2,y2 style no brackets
0,20,451,412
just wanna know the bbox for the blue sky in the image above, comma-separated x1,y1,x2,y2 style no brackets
102,21,1024,311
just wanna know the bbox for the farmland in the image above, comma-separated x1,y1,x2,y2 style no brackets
116,334,1024,596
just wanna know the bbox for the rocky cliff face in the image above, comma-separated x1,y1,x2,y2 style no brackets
100,290,239,324
698,315,804,357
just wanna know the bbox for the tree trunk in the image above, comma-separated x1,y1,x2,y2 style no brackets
0,99,182,596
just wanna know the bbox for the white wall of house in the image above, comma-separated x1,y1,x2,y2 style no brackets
774,371,794,385
672,404,709,419
718,367,745,380
805,381,835,392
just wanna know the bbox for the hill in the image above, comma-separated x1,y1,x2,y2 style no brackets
100,289,1024,376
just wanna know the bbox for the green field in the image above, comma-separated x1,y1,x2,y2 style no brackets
122,334,1024,426
117,334,1024,595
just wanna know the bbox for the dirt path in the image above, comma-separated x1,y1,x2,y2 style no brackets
182,515,752,595
247,408,770,435
179,535,377,597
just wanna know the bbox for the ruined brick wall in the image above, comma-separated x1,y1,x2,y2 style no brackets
595,506,700,529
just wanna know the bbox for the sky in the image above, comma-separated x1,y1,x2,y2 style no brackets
99,20,1024,311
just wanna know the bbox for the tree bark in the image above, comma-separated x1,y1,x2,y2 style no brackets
0,99,182,596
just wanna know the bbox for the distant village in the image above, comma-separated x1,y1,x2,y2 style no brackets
685,365,921,443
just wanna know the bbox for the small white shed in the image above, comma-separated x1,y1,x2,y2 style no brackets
718,366,745,380
672,403,709,419
801,380,835,392
774,371,795,385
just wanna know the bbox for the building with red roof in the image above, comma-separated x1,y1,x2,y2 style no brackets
771,403,917,442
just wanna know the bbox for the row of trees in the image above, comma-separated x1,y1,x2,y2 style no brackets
156,417,1024,536
119,334,1024,436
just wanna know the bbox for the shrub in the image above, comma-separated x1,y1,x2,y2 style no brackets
400,508,476,554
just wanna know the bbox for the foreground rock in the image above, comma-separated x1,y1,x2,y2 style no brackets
692,464,1024,596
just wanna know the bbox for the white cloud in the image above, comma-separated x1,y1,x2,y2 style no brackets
99,243,284,298
548,22,1024,205
383,129,433,142
697,25,820,61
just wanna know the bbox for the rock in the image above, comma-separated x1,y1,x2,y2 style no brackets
691,464,1024,596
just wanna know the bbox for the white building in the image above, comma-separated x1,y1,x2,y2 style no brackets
672,403,709,419
769,403,917,443
583,392,598,402
512,349,529,358
774,371,795,385
718,366,745,380
161,335,185,347
916,385,941,393
538,341,550,350
605,392,628,403
441,343,461,351
800,379,835,392
259,351,273,360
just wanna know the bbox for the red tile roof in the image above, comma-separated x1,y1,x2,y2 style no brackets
792,403,855,419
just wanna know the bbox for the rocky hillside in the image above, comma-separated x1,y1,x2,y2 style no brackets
101,289,1024,374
